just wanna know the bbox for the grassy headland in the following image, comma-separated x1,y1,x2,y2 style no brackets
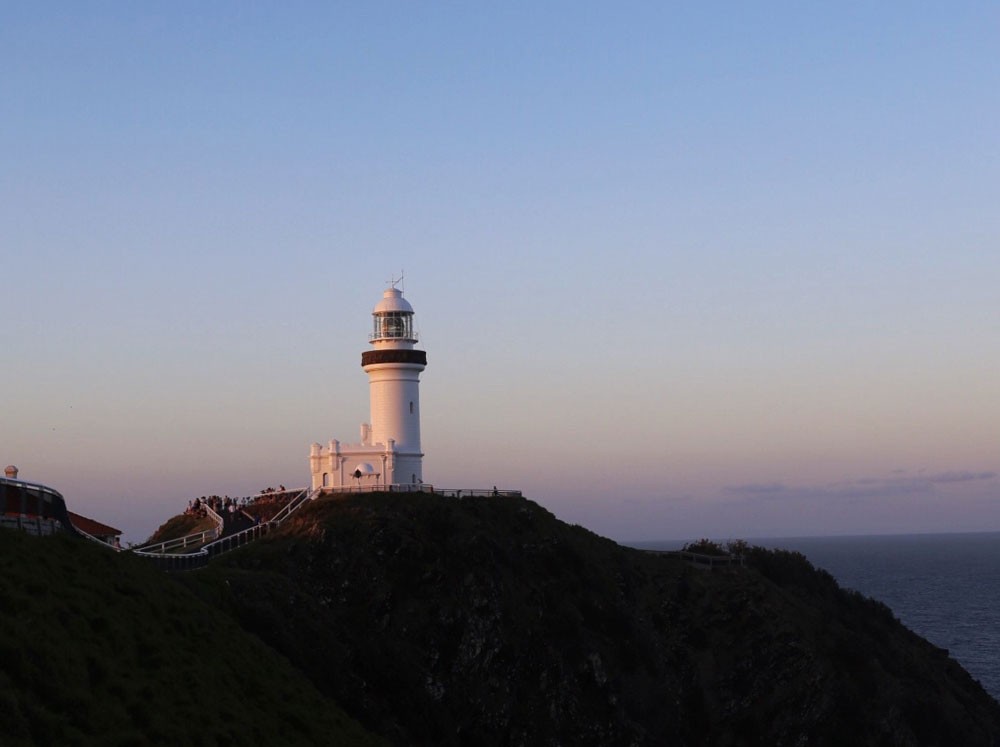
5,490,1000,746
180,491,1000,746
0,529,382,746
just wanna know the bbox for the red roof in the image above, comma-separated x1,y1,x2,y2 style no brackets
68,511,122,539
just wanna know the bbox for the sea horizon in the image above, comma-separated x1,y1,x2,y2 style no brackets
626,527,1000,549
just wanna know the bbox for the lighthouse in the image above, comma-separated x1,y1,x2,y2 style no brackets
310,281,428,490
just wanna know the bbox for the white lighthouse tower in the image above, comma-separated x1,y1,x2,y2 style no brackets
310,281,428,490
362,283,427,484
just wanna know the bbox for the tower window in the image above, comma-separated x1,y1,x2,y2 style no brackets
410,401,414,414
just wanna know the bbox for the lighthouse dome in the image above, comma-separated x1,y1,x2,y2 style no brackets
373,287,414,314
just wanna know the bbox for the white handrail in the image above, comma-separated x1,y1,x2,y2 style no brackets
133,499,226,555
134,484,521,571
135,529,217,555
203,503,225,537
268,486,319,525
73,525,122,551
316,484,522,498
134,487,317,569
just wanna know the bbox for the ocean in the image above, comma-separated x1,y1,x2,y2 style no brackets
633,532,1000,702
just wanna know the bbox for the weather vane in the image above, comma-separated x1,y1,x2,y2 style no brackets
387,271,405,290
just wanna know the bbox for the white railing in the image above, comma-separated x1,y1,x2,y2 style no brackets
318,484,522,498
426,487,522,498
134,484,521,572
267,486,318,523
0,475,66,502
72,524,122,551
203,503,225,534
135,528,219,555
134,487,317,571
133,501,225,555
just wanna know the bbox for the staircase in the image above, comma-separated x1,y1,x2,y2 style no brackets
133,487,319,571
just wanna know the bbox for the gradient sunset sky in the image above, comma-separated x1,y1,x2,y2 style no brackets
4,3,998,543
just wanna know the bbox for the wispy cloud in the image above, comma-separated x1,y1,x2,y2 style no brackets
924,470,996,484
725,470,997,502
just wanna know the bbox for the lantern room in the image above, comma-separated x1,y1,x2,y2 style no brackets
370,287,417,345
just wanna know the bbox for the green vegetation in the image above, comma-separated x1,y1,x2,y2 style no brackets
144,513,215,545
0,529,383,747
682,538,729,555
681,538,750,557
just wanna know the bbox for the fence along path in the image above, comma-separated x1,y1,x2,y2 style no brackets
132,485,523,571
133,487,318,571
135,502,225,556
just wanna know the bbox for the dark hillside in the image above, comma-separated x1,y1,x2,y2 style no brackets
182,492,1000,746
0,529,382,747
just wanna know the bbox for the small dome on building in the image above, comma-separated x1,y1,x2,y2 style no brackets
4,465,18,479
373,287,414,315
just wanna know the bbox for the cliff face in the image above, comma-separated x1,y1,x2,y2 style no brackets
182,492,1000,746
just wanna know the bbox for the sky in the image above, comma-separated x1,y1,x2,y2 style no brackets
3,2,998,545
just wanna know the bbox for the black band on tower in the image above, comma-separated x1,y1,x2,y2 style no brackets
361,349,428,367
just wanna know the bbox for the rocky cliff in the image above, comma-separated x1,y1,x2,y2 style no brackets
182,492,1000,746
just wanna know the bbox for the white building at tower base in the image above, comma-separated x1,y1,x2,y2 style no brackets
309,433,423,491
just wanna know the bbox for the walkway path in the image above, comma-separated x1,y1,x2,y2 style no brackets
219,509,256,538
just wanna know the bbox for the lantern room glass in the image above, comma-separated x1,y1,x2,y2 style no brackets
371,311,416,341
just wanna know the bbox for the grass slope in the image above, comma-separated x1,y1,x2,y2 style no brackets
0,529,383,747
143,513,216,545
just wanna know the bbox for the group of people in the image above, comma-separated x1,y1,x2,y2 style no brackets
183,487,295,525
184,494,246,518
